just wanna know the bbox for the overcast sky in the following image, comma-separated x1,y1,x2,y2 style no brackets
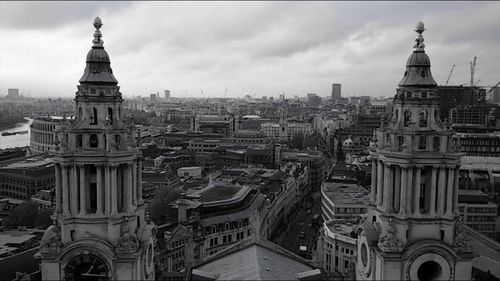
0,1,499,99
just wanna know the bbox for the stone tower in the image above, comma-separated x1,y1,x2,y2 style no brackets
355,22,474,281
39,17,156,281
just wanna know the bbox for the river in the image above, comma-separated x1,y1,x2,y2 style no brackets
0,118,33,149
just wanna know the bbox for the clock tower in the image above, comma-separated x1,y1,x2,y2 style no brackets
355,22,474,281
39,17,156,281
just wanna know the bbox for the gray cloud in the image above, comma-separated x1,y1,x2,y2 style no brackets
0,1,131,29
0,1,499,99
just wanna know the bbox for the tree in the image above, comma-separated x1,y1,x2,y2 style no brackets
291,133,305,150
147,186,182,225
303,135,318,150
4,201,39,229
35,208,54,229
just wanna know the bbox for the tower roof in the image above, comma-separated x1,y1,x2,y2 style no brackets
397,21,437,88
79,17,118,85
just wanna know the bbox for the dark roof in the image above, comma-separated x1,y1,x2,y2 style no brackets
0,247,40,281
79,47,118,85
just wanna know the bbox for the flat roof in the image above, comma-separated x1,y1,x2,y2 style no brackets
199,184,245,203
0,231,36,247
322,181,370,205
324,220,357,237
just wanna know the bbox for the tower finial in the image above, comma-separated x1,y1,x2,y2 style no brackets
93,17,104,47
413,21,425,51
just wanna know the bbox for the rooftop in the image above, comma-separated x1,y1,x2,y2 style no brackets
324,220,358,238
321,181,370,205
199,184,243,202
194,242,315,280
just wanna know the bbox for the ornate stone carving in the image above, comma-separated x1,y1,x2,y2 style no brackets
40,215,63,255
116,217,139,253
378,219,405,252
453,216,472,252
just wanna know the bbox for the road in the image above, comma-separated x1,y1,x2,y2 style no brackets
272,191,322,258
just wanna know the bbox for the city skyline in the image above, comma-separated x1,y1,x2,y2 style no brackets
0,1,499,99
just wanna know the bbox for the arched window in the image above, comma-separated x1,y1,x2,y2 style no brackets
394,109,399,123
78,107,83,120
77,134,83,148
433,136,440,151
404,110,412,127
419,136,426,150
90,107,98,125
107,108,113,125
89,134,98,148
419,111,428,127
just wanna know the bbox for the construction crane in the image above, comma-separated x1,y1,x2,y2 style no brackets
485,81,500,100
445,64,455,86
470,56,477,86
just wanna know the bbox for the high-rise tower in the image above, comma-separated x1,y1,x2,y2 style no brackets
39,17,156,281
355,22,473,281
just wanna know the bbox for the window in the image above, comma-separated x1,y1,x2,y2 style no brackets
404,110,412,127
77,134,83,148
421,92,427,98
419,136,426,150
90,107,98,125
89,134,98,148
107,108,113,124
419,111,428,127
433,136,440,151
114,134,121,148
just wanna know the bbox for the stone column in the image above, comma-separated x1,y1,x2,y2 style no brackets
406,166,413,214
110,164,118,215
453,167,459,213
445,167,455,217
376,160,384,207
383,164,394,212
104,165,111,215
437,167,446,216
429,167,437,216
96,164,103,215
370,159,377,203
399,166,408,216
55,164,61,212
125,164,133,212
413,167,421,216
394,166,401,212
132,160,137,206
61,164,70,214
138,160,143,204
78,164,86,215
70,164,78,216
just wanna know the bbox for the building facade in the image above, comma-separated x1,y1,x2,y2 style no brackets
30,117,67,154
356,22,473,280
39,18,156,281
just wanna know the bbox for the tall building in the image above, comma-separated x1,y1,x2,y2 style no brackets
39,18,156,281
164,90,171,100
356,22,473,280
331,84,341,105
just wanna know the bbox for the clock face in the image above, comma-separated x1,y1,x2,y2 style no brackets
64,253,109,281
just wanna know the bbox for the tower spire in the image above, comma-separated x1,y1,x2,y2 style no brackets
92,17,104,47
413,21,425,51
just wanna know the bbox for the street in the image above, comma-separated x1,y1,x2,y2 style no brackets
271,191,322,259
